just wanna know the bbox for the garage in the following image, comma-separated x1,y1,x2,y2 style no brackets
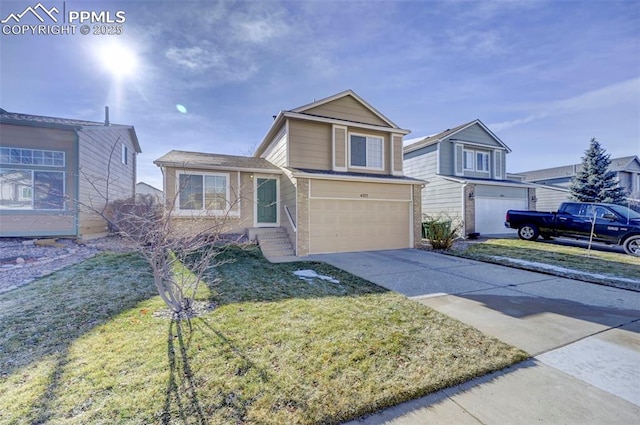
308,179,413,254
475,185,528,235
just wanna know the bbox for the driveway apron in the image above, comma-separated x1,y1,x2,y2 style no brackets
308,249,640,424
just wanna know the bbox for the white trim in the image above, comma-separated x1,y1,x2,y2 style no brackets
155,162,282,174
494,149,503,180
253,175,280,227
409,186,414,247
463,149,475,171
442,175,537,188
450,139,508,151
175,170,237,217
332,125,348,172
348,132,384,171
290,171,423,185
436,141,441,175
285,120,290,167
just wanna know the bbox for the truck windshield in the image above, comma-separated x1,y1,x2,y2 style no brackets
609,205,640,220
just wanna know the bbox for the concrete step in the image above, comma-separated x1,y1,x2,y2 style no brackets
256,227,294,258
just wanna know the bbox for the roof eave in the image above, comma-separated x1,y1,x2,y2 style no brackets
153,160,282,174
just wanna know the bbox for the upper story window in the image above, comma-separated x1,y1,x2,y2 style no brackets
177,172,229,213
121,144,128,165
462,148,490,173
350,134,383,170
0,147,65,167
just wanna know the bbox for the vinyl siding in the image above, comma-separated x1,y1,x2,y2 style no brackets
310,179,411,200
0,123,77,237
451,125,503,148
303,95,390,127
263,127,287,167
288,119,332,170
440,141,454,175
77,127,137,237
279,169,297,252
421,176,463,220
534,186,570,212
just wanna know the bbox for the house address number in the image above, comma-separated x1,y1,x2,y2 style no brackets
359,193,369,198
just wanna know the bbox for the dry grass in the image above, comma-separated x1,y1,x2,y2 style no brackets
452,238,640,290
0,246,527,424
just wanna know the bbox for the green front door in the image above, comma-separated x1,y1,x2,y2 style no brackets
257,178,277,224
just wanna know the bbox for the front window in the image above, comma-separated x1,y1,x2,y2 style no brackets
463,150,475,171
0,147,65,167
0,168,65,210
178,172,228,212
350,134,383,169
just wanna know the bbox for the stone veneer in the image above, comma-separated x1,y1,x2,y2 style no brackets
412,184,423,247
464,184,476,235
296,178,310,256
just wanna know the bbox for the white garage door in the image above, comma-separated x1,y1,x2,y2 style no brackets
475,197,527,235
308,180,413,254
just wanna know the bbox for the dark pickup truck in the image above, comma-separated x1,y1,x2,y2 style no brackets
505,202,640,256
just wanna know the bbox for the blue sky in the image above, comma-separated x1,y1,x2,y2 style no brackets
1,0,638,190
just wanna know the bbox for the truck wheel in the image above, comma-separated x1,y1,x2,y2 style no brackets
623,236,640,256
518,224,539,241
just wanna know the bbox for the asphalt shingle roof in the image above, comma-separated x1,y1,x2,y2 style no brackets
154,150,281,171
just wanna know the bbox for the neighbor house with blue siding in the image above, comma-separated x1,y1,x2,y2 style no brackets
403,119,535,236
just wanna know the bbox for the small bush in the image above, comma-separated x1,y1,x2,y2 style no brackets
423,214,463,250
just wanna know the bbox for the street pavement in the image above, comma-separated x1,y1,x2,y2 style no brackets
307,249,640,424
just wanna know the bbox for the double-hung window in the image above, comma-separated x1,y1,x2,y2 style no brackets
178,172,229,213
0,148,66,210
476,152,490,172
461,148,490,173
350,134,383,169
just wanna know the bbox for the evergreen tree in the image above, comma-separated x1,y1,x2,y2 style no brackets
569,138,627,204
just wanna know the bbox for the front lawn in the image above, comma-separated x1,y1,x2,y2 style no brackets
452,239,640,290
0,246,527,424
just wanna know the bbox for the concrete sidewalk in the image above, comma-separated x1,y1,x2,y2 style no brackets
308,249,640,424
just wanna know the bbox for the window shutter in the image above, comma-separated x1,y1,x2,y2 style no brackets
332,126,347,171
494,150,503,180
454,143,464,176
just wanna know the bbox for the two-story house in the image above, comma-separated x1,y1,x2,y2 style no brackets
0,108,141,238
154,90,424,257
515,155,640,211
403,119,535,236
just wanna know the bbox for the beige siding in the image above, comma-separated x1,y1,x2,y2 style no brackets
311,179,411,200
0,213,75,237
0,124,77,236
263,128,287,167
333,126,347,170
288,119,332,170
392,135,403,174
77,127,137,237
303,95,390,127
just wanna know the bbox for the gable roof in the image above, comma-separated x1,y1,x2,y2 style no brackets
291,90,400,128
403,119,511,154
518,155,640,181
154,150,282,173
254,90,410,157
0,108,141,153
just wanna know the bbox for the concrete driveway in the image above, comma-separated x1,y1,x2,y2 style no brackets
308,249,640,424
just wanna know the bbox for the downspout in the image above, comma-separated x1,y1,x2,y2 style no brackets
73,130,81,237
461,180,468,238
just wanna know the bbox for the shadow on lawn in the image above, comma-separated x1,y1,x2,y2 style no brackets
161,318,272,424
0,253,158,379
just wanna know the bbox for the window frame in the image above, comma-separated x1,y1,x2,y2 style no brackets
0,168,66,211
462,148,490,174
348,132,384,171
0,147,65,167
463,149,475,171
476,152,490,173
175,171,231,216
121,144,128,165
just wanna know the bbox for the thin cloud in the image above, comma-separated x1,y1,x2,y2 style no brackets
490,77,640,131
